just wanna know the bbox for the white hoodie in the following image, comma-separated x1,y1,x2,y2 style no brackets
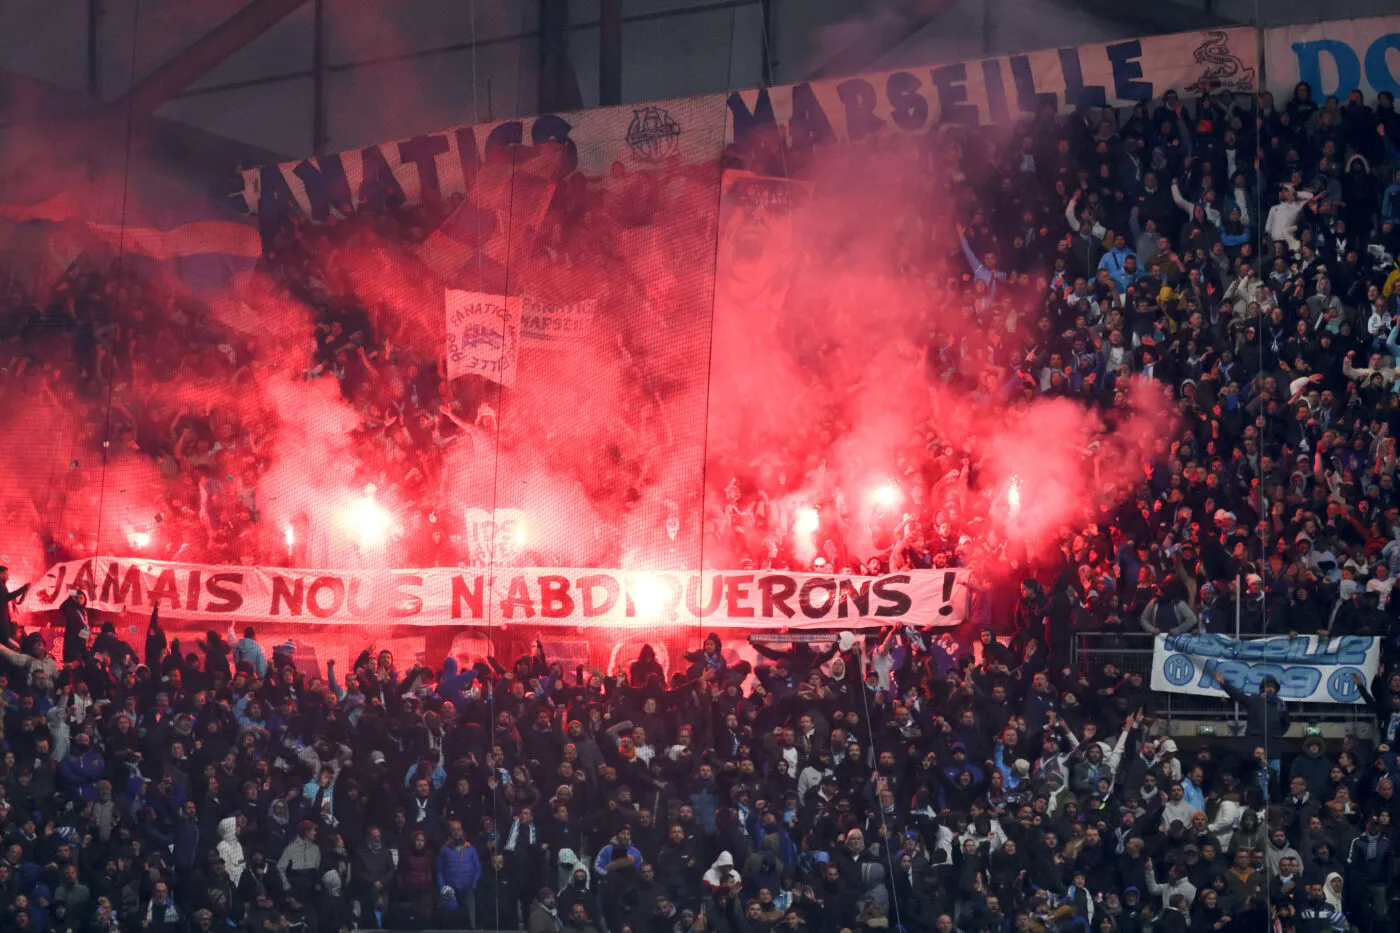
217,817,246,886
703,851,739,890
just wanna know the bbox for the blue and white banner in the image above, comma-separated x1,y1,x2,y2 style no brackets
1151,633,1380,704
726,28,1257,151
1265,17,1400,103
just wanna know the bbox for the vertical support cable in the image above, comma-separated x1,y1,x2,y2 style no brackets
760,0,775,87
93,0,143,558
312,0,328,154
599,0,622,106
87,0,102,100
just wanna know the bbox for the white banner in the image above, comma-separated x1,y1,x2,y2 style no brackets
445,289,521,385
463,508,528,566
22,557,969,628
1265,17,1400,103
726,28,1257,147
1151,633,1379,704
239,94,728,219
520,296,597,347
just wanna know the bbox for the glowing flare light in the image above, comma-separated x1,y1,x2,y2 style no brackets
127,531,151,549
870,484,901,508
795,507,820,536
630,573,670,618
345,496,393,548
1007,476,1022,516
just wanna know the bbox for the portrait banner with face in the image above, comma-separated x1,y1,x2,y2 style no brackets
714,171,812,322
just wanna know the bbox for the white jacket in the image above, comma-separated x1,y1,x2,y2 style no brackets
1208,797,1242,849
1266,193,1314,249
217,817,247,886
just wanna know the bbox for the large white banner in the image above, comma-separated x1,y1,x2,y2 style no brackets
239,94,728,220
726,28,1257,147
1265,17,1400,102
445,289,521,385
1151,633,1379,704
21,557,970,628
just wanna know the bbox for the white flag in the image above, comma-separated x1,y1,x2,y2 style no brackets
444,289,522,386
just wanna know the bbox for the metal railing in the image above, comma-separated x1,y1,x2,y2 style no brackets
1071,632,1374,731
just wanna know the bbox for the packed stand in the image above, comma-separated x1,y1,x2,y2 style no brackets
0,596,1391,933
0,75,1396,932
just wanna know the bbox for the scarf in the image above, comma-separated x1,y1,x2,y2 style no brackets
146,899,178,924
506,818,536,852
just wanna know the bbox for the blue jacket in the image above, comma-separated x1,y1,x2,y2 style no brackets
234,637,268,678
58,749,105,802
1383,183,1400,222
437,842,481,890
174,813,201,871
438,657,476,709
594,842,643,876
1098,246,1136,274
1107,263,1142,294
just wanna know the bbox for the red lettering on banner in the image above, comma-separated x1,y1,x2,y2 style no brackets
100,563,143,606
502,575,535,618
390,575,424,618
580,575,618,616
148,569,181,609
838,578,871,618
686,575,723,617
186,570,202,610
725,574,756,618
307,576,345,618
758,575,796,618
799,577,836,619
271,576,304,615
539,576,574,618
873,574,914,616
205,573,244,612
347,578,372,617
35,565,67,606
72,560,96,602
452,575,482,618
28,559,968,627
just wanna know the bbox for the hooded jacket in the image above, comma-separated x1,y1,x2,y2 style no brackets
1218,680,1291,740
702,852,739,891
216,818,246,887
438,656,476,708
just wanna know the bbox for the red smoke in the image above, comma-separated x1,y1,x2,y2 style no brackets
0,14,1178,598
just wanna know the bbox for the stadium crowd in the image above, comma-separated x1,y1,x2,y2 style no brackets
0,71,1397,933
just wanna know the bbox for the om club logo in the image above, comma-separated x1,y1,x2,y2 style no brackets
626,107,682,163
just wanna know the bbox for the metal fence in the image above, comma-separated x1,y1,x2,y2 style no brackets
1071,632,1374,735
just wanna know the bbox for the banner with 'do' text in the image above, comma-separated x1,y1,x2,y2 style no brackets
1151,633,1379,704
23,557,970,628
1264,17,1400,104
